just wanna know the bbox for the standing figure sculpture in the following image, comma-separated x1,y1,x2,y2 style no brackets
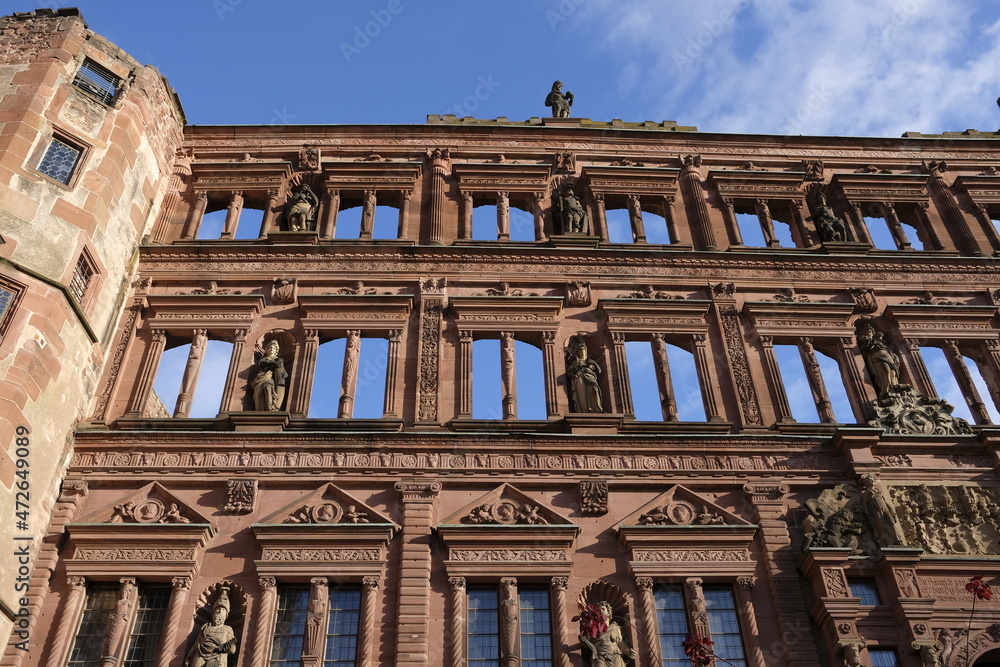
554,183,588,234
251,339,288,411
580,601,633,667
808,192,847,243
545,80,574,118
858,473,906,548
285,183,319,231
567,337,603,413
857,323,900,397
185,588,237,667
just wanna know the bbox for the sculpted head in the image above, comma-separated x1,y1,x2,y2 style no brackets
552,80,562,91
265,339,280,357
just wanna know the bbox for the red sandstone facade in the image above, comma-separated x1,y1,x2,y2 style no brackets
2,8,1000,667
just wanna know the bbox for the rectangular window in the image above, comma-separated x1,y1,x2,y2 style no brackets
518,588,553,667
848,580,882,606
122,585,172,667
69,252,95,303
468,587,499,667
37,136,82,185
868,648,901,667
324,588,361,667
653,585,690,666
67,584,119,667
704,587,748,667
270,586,310,667
467,586,553,667
73,58,121,105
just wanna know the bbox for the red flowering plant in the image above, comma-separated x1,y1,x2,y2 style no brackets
964,576,994,666
572,603,608,639
683,633,716,666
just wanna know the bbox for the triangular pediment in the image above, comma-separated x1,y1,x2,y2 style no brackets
77,481,211,525
259,483,395,527
619,485,751,528
440,483,573,527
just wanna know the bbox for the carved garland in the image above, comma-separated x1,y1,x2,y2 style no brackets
718,306,763,425
418,299,442,421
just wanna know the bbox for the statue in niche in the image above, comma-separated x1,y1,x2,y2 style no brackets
251,339,288,411
856,323,900,397
554,183,588,234
185,587,237,667
285,183,319,231
858,473,906,548
545,80,574,118
807,192,847,242
580,601,633,667
566,336,603,413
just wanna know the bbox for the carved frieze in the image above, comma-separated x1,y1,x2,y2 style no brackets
890,483,1000,555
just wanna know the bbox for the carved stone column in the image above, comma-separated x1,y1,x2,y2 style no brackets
497,191,510,241
338,330,361,418
720,197,744,246
181,191,208,239
500,332,517,420
427,149,450,245
533,191,547,241
611,332,634,416
627,194,646,243
651,333,678,421
302,577,329,667
881,202,912,249
126,329,167,417
979,339,1000,414
759,335,795,424
358,577,380,667
903,339,937,398
788,199,810,246
290,330,318,416
542,331,560,417
383,330,402,418
457,330,473,418
252,577,278,667
755,198,778,246
173,329,207,417
449,577,467,667
849,202,874,245
156,577,191,667
798,337,835,423
715,304,764,428
460,192,473,241
685,578,710,638
973,202,1000,253
321,187,340,239
593,193,609,241
943,340,991,424
692,333,723,421
662,195,681,244
550,577,571,667
680,159,717,250
221,190,243,239
837,336,873,422
743,483,820,665
635,577,662,667
260,189,279,237
99,577,136,667
398,190,412,239
45,576,88,667
914,201,944,251
926,163,978,253
499,578,519,667
394,481,442,665
360,189,376,240
735,577,766,667
416,286,445,425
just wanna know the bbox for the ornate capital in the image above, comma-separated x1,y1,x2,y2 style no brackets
635,577,653,591
388,329,403,343
259,576,277,590
67,575,87,589
363,576,379,590
551,577,568,591
449,577,467,590
736,576,755,591
171,576,192,590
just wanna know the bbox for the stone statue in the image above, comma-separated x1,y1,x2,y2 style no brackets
285,183,319,231
917,642,942,667
185,588,237,667
251,339,288,411
554,183,588,234
858,473,905,548
545,80,574,118
580,601,633,667
841,642,864,667
566,337,603,413
857,323,900,397
808,192,847,243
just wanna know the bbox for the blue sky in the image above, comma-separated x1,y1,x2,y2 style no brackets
24,0,998,422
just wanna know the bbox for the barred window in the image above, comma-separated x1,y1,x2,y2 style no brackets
37,136,82,184
653,584,749,667
324,588,361,667
270,586,310,667
67,584,119,667
69,252,95,303
122,585,171,667
73,58,121,105
467,586,553,667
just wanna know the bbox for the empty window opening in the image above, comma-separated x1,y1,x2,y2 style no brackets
624,341,707,421
668,343,707,421
73,58,121,105
643,210,671,244
152,343,189,415
605,208,633,243
189,340,232,418
472,204,499,241
38,136,82,184
515,340,546,420
848,579,881,605
371,205,399,240
990,207,1000,238
771,212,796,247
309,338,346,418
234,207,264,240
899,221,924,250
735,210,766,247
354,337,389,419
863,215,897,250
334,206,363,239
196,208,228,240
624,341,660,420
817,348,853,422
509,206,535,242
472,338,502,419
774,344,818,422
966,355,1000,423
920,346,975,423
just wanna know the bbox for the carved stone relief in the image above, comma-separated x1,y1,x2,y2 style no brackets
890,483,1000,555
567,281,592,306
579,481,608,516
463,499,547,525
225,479,257,514
284,499,371,524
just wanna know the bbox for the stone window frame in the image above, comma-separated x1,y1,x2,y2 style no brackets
0,273,27,340
319,161,422,241
580,165,682,245
452,162,552,242
71,57,124,106
707,170,812,249
61,242,106,315
181,160,293,240
953,173,1000,254
31,125,90,189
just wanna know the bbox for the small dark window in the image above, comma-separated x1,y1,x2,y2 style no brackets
848,579,881,605
37,137,82,184
69,253,95,303
868,648,900,667
73,59,121,105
